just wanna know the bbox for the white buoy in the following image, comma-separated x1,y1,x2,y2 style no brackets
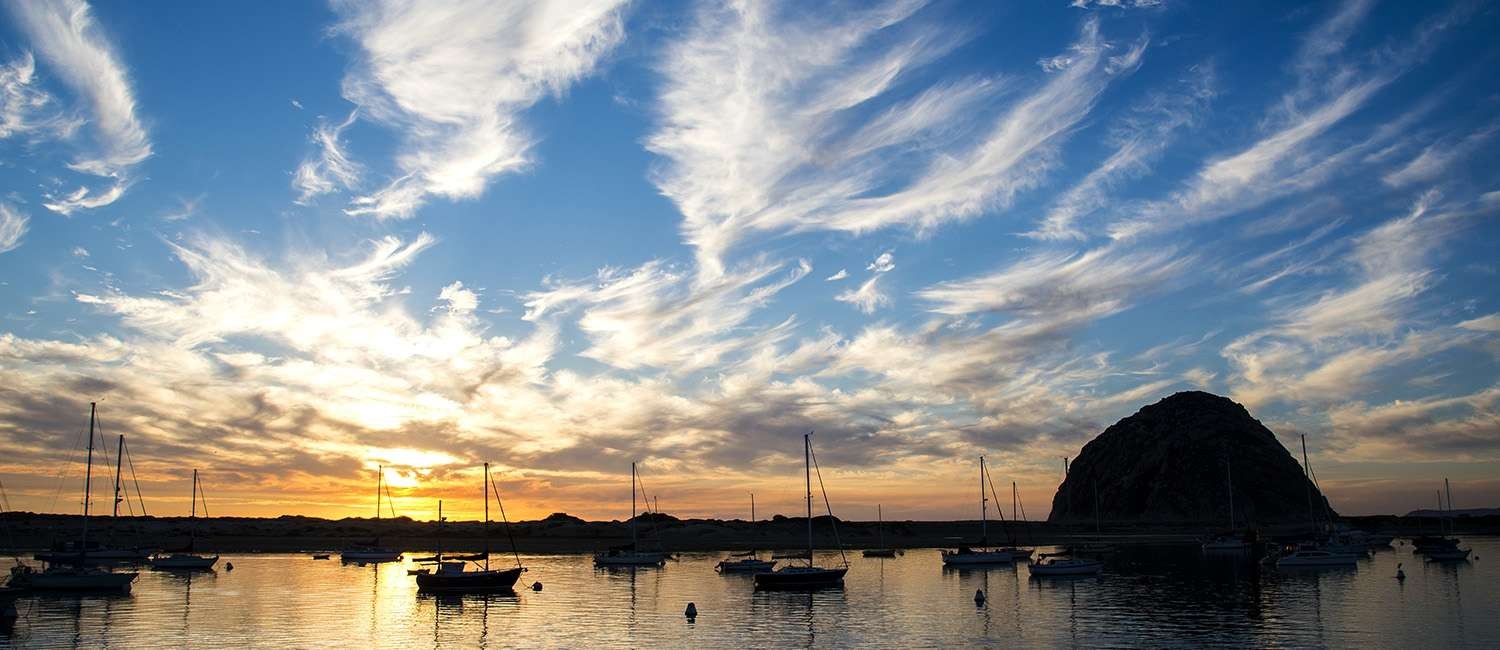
1395,563,1405,581
685,602,698,620
974,589,986,605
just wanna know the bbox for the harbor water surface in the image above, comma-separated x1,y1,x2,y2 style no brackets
3,537,1496,648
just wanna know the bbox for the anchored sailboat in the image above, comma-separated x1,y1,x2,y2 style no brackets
594,462,668,567
862,505,899,557
415,463,527,592
942,456,1025,565
9,403,137,592
341,465,403,562
1202,454,1250,552
717,493,775,573
150,469,219,569
753,433,848,590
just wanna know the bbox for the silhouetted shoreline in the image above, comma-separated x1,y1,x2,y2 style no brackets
3,511,1495,554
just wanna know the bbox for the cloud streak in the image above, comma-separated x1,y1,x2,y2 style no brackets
333,0,629,219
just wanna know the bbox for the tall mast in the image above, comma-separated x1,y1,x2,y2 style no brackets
1444,478,1454,536
376,465,383,521
112,435,124,519
877,504,884,548
805,433,813,566
191,469,198,519
483,463,490,571
1226,458,1235,530
437,500,444,560
631,461,638,549
1301,435,1315,534
750,493,755,522
1012,480,1018,522
979,456,987,542
81,402,98,554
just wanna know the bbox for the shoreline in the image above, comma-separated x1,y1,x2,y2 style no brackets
3,511,1496,554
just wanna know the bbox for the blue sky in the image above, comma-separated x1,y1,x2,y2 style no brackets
1,0,1497,519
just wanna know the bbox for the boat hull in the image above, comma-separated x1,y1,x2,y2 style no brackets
753,567,847,590
717,560,776,573
1424,548,1471,561
593,552,667,567
10,569,137,592
1029,560,1104,576
415,567,524,592
150,554,219,570
861,549,898,558
941,550,1014,565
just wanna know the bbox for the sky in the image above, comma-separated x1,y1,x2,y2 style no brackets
0,0,1497,523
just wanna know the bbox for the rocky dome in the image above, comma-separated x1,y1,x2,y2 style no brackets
1047,391,1335,525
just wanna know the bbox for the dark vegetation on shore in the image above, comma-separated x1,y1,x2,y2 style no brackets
2,510,1495,554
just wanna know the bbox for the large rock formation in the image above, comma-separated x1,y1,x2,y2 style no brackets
1047,391,1335,525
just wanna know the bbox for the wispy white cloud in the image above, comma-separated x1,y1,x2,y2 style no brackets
524,257,810,373
0,51,78,139
9,0,151,214
159,193,204,222
866,250,896,274
334,0,629,219
1382,126,1497,187
292,110,361,204
835,275,891,314
825,269,849,282
1030,62,1214,240
917,245,1190,324
0,204,29,254
650,5,1134,275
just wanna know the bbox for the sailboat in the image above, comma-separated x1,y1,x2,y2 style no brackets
1275,435,1361,568
8,403,137,592
753,433,849,590
593,462,668,567
341,465,403,562
415,463,527,592
717,493,775,573
1422,479,1471,561
862,505,899,557
34,433,155,564
1202,455,1250,552
150,469,219,569
942,456,1017,565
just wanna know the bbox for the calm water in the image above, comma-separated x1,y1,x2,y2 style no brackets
2,537,1496,648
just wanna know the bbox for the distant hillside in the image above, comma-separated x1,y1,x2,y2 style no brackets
1405,508,1500,518
1049,391,1334,525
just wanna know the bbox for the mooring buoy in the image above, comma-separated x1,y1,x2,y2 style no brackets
974,589,986,604
532,581,543,592
685,602,698,620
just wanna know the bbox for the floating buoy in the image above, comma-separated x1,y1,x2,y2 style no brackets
532,581,543,592
685,602,698,620
974,589,986,605
1395,563,1405,581
225,562,234,571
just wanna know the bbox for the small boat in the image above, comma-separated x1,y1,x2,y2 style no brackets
717,551,775,573
311,554,331,560
1029,556,1103,576
753,433,849,591
718,495,777,572
942,456,1023,566
340,465,403,563
1202,536,1250,552
1275,548,1359,568
414,464,527,593
150,469,219,571
1416,479,1470,561
862,505,900,558
594,461,669,568
1424,546,1472,561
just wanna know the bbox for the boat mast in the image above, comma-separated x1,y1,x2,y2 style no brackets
1226,457,1235,530
483,462,490,571
805,433,813,567
979,456,988,543
631,461,638,549
750,493,755,522
80,402,98,556
376,464,383,522
877,504,884,549
1300,435,1316,535
112,435,124,519
1444,478,1454,536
